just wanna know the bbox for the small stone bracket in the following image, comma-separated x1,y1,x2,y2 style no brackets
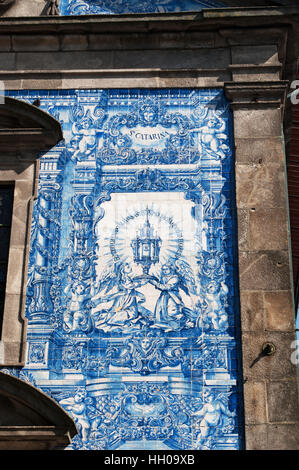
46,0,59,16
224,81,289,109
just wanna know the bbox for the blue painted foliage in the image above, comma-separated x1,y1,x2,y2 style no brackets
4,88,243,450
60,0,225,15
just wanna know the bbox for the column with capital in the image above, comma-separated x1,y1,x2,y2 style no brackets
28,187,57,325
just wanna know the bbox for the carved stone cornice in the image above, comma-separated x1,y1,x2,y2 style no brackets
224,80,289,108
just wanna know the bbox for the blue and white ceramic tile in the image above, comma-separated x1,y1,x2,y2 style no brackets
4,88,244,450
60,0,225,15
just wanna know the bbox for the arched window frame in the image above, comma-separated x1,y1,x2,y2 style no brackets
0,97,62,366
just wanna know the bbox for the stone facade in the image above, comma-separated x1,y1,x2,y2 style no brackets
0,1,298,450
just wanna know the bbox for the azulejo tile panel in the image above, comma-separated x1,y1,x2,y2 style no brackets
60,0,225,15
4,88,244,450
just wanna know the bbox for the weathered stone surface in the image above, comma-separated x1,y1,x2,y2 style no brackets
240,290,264,332
245,424,299,450
244,424,268,450
232,68,281,82
158,76,199,88
112,48,230,69
2,341,24,366
88,34,122,50
243,381,267,425
264,291,295,331
242,332,298,381
218,26,287,49
2,0,45,17
60,75,161,89
60,34,88,51
10,211,30,249
233,108,282,138
184,31,215,48
248,208,288,251
267,380,299,423
236,164,286,209
21,78,63,90
120,33,161,50
14,176,35,199
267,424,299,450
2,71,230,91
16,51,114,70
239,251,291,291
231,45,280,65
0,52,16,70
237,208,249,251
1,294,23,341
0,35,11,52
5,247,27,295
12,35,60,52
234,137,284,165
0,78,22,89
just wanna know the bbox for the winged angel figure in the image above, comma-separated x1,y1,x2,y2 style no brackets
191,99,231,161
148,259,198,332
91,258,198,333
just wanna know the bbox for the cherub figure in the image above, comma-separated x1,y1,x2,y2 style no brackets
149,259,197,332
63,281,92,332
59,390,92,443
192,117,228,159
193,391,236,449
200,281,229,331
72,110,97,160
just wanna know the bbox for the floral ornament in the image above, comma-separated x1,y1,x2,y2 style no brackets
196,251,225,280
105,332,186,375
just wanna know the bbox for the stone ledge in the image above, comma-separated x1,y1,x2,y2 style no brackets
224,81,289,108
0,32,286,53
0,8,298,34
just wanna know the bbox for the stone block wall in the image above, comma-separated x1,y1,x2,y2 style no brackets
233,101,299,449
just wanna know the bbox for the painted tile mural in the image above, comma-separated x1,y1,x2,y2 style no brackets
60,0,225,15
4,88,244,450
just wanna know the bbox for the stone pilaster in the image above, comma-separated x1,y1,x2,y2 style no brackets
224,80,299,450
